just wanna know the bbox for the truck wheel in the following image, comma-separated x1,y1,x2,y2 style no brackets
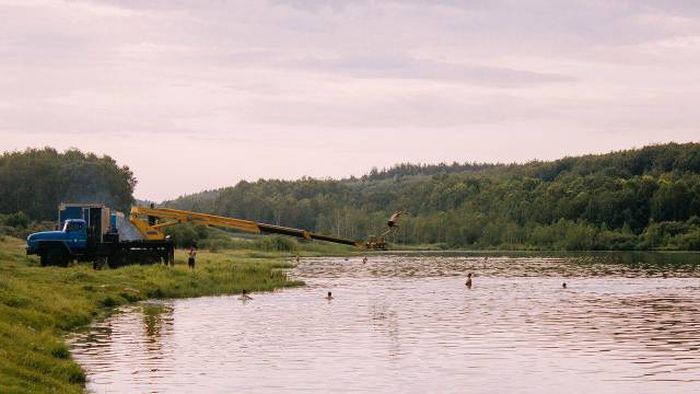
93,257,107,270
46,248,69,267
108,250,127,269
40,253,49,267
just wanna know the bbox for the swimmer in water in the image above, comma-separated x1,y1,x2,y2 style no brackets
325,291,334,300
465,273,473,288
562,282,567,289
239,289,253,301
362,256,368,264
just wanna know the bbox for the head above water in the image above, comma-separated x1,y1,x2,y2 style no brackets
328,291,332,297
562,283,567,289
467,273,472,278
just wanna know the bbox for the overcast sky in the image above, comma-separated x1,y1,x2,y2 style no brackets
1,0,699,201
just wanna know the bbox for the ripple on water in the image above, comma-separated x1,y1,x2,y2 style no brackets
70,255,700,393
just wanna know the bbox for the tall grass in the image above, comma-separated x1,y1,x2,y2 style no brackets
0,236,302,393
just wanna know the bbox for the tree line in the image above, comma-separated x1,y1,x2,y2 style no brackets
165,143,700,251
0,148,136,221
1,144,698,250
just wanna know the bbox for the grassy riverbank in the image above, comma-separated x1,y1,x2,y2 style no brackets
0,236,303,393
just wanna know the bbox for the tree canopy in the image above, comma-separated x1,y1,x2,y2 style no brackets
0,147,136,220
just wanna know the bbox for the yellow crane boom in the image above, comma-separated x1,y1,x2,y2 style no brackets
129,206,364,248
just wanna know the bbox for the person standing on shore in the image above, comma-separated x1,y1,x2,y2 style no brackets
188,246,196,270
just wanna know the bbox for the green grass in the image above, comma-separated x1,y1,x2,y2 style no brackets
0,236,302,393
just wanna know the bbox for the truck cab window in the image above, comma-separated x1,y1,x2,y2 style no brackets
66,222,83,232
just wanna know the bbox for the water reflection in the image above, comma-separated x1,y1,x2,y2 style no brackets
69,302,174,388
71,254,700,393
369,301,401,358
141,303,174,365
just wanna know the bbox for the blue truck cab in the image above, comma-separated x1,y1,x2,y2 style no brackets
26,219,89,256
26,203,113,267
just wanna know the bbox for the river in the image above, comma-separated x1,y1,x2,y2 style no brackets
70,252,700,393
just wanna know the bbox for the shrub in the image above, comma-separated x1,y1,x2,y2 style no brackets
51,345,70,359
670,228,700,251
165,223,209,248
254,236,299,252
594,230,638,250
5,211,29,228
100,296,118,308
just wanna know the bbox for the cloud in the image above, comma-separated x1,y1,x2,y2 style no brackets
295,53,574,86
1,0,699,200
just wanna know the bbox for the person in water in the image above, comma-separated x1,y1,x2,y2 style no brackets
239,289,253,301
562,282,567,289
465,273,473,288
362,256,368,264
325,291,334,300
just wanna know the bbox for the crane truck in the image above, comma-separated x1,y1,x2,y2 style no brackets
26,203,381,269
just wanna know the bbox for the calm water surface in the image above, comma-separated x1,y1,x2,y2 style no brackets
70,254,700,393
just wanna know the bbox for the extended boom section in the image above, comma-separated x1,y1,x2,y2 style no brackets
130,206,363,247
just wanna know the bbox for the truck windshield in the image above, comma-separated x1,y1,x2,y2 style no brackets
65,222,83,232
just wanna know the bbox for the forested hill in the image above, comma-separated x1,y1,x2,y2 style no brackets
165,142,700,251
0,148,136,220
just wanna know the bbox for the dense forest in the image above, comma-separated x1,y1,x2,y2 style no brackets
165,143,700,251
0,148,136,220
